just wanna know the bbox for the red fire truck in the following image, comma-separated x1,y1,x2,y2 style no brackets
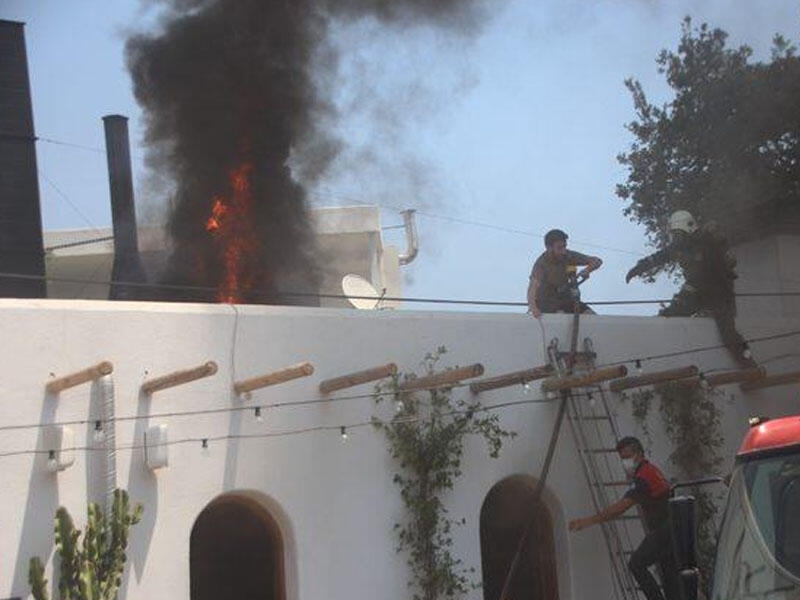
675,415,800,599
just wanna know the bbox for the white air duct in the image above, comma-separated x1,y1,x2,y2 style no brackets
398,209,419,265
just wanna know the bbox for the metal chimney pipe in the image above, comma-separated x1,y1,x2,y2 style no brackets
398,209,419,265
0,21,46,298
103,115,146,299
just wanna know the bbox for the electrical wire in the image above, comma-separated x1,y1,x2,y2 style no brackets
0,394,556,460
1,269,800,308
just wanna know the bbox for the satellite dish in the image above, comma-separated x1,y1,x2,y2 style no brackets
342,274,382,310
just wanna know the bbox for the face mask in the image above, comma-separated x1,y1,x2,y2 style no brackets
622,458,637,475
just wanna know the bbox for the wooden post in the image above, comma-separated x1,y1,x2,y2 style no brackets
399,363,484,392
46,361,114,394
319,363,397,395
740,369,800,392
141,361,218,395
679,367,766,388
608,366,698,393
541,365,628,393
234,362,315,395
469,365,553,394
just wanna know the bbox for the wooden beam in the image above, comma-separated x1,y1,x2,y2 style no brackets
541,365,628,393
680,367,766,388
234,362,315,395
741,369,800,392
469,365,553,394
609,366,698,393
319,363,397,395
46,361,114,394
141,361,218,395
399,363,484,392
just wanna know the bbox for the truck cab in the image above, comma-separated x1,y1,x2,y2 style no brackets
711,416,800,599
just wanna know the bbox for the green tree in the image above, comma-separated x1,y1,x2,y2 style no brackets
617,17,800,261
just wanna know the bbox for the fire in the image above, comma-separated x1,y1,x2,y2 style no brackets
204,163,261,303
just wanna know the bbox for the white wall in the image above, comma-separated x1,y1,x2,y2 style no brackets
0,299,797,599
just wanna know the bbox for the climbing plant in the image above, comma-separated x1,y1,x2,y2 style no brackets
622,382,725,597
29,489,143,600
372,347,516,600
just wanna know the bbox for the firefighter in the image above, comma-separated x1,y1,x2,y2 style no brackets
569,436,680,600
625,210,755,368
527,229,603,318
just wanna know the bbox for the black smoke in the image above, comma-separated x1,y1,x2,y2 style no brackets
126,0,487,304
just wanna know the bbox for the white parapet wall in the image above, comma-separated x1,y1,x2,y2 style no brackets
0,299,798,599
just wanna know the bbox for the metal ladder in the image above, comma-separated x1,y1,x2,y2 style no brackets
548,336,645,600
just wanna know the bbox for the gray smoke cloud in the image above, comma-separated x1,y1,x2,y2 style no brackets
126,0,489,303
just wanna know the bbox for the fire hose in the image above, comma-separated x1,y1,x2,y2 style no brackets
497,272,587,600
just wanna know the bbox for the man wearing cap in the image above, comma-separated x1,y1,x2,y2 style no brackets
527,229,603,318
569,436,679,600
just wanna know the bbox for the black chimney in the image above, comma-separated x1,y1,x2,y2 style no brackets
103,114,147,299
0,20,46,298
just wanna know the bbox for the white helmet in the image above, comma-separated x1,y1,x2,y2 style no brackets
668,210,697,234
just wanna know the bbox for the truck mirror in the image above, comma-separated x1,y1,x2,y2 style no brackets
669,495,699,600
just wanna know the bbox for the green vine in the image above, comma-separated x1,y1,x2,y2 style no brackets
622,382,725,597
372,347,516,600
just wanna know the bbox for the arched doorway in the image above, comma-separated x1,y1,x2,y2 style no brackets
190,494,286,600
480,475,560,600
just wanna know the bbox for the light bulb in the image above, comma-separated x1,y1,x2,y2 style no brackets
201,438,210,456
254,406,263,422
699,373,710,391
340,426,348,443
93,420,106,444
742,343,752,360
395,399,404,413
522,381,531,394
47,450,59,473
635,359,643,375
588,393,596,408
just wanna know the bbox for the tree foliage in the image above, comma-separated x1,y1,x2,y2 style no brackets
372,347,516,600
617,17,800,257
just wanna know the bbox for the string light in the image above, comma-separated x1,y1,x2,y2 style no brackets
340,426,348,443
522,381,531,394
47,450,58,473
588,392,596,408
93,420,106,444
742,342,752,360
254,406,263,422
395,399,404,413
699,373,710,391
635,359,643,375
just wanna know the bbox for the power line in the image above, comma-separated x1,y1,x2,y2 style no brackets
1,269,800,307
307,189,647,257
0,395,556,460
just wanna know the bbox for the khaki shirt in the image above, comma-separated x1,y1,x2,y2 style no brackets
530,249,593,309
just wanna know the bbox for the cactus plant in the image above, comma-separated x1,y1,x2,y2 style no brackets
29,489,143,600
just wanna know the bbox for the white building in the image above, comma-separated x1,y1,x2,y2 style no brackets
0,286,798,599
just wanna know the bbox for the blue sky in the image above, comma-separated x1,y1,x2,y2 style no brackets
2,0,798,314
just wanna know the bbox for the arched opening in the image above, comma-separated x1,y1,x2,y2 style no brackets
190,493,286,600
480,475,560,600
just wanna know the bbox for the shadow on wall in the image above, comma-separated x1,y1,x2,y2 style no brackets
480,474,563,600
10,392,60,598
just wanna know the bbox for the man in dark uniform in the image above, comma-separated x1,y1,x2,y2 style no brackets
527,229,603,318
569,436,679,600
625,210,755,368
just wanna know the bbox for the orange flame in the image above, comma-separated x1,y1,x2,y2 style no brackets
204,163,261,303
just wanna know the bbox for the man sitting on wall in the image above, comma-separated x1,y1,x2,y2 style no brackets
527,229,603,318
568,436,680,600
